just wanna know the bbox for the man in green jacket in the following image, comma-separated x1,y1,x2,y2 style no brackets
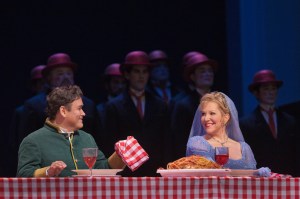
17,85,125,177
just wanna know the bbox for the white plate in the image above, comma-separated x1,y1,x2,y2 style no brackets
72,175,121,177
229,169,257,177
157,169,231,177
72,169,123,176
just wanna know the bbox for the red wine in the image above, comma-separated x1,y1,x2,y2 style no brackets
84,156,97,169
215,154,229,166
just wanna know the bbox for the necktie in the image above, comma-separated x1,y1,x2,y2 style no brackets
162,88,169,103
130,92,144,118
266,109,277,139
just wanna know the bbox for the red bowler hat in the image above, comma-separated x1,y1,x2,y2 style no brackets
104,63,122,76
149,50,168,62
182,51,201,66
42,53,77,77
183,52,218,82
248,69,283,92
120,51,153,73
30,65,46,80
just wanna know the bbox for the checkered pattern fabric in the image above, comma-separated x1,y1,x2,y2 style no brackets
271,172,293,178
0,177,299,198
115,136,149,171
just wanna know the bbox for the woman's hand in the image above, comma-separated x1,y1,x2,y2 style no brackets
254,167,271,177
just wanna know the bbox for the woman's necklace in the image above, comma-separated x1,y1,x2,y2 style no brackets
211,135,229,146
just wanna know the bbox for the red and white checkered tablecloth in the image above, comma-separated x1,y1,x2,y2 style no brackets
0,177,299,199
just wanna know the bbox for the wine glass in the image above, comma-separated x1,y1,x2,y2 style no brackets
215,147,229,168
82,148,98,177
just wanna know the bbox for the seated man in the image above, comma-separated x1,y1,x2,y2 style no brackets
17,85,125,177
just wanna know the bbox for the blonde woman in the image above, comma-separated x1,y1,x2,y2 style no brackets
186,91,256,169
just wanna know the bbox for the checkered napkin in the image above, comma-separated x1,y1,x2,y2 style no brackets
115,136,149,171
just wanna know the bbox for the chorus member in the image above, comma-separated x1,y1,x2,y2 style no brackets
239,69,297,176
96,63,126,148
171,52,217,160
147,50,181,104
22,53,99,138
104,51,169,176
96,63,126,127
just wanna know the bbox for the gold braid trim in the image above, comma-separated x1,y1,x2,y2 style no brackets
45,118,61,133
34,167,49,177
45,118,78,170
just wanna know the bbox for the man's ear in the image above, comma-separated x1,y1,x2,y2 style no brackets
59,106,67,117
252,90,259,98
124,71,130,80
190,73,195,82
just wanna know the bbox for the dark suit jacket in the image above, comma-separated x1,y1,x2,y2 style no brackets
170,89,201,160
279,101,300,176
279,100,300,113
147,83,181,104
239,106,297,176
8,105,27,176
279,101,300,124
103,89,170,176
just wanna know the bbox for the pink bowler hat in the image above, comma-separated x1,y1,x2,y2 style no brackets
42,53,77,77
149,50,168,62
182,51,201,66
30,65,46,80
183,52,218,81
248,69,283,92
121,51,153,73
104,63,122,76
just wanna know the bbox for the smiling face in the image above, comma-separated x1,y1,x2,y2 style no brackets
61,98,85,131
200,101,229,136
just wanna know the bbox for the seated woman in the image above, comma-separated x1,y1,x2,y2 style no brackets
186,91,256,169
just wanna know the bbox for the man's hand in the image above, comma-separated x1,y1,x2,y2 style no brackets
47,161,67,177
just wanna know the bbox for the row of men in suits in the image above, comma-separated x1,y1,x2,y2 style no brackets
8,50,300,177
8,50,181,177
98,59,300,177
7,49,225,177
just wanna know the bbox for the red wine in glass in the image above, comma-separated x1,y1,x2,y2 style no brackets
84,156,97,169
82,148,98,176
215,147,229,168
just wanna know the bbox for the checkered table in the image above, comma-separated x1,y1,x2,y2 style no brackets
0,176,299,199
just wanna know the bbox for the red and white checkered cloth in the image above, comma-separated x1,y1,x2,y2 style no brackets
1,177,300,198
270,172,293,178
115,136,149,171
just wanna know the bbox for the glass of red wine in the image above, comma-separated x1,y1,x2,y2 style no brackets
215,147,229,168
82,148,98,177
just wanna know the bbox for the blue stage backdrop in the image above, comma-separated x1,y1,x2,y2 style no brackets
227,0,300,117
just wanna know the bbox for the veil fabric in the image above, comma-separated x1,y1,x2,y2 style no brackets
188,92,245,142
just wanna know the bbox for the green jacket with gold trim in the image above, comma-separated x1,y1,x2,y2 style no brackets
17,122,110,177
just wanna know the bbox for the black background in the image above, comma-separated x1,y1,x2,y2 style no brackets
0,1,227,176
